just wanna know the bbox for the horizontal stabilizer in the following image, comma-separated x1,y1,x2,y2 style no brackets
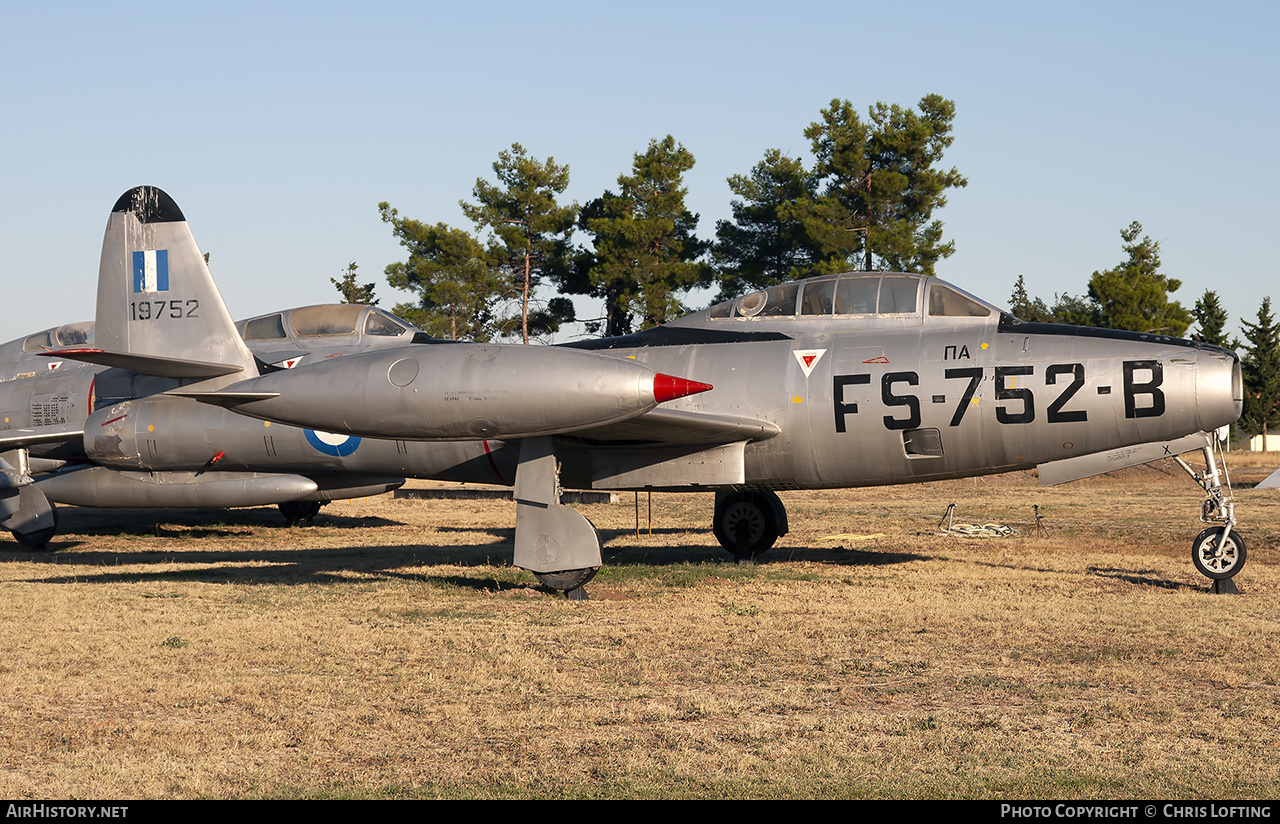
1037,431,1213,486
43,348,244,379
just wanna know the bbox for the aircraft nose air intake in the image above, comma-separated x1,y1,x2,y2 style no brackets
652,374,714,403
1195,347,1244,432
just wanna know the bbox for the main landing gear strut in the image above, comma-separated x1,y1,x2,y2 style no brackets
0,449,58,549
1173,434,1245,588
513,437,601,600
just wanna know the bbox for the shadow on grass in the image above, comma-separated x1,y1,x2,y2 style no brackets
968,558,1194,590
5,504,934,590
51,504,407,535
1086,565,1194,590
16,541,541,591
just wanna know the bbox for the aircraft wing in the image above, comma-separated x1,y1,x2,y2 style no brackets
559,407,781,446
42,348,244,379
0,422,85,449
546,408,781,491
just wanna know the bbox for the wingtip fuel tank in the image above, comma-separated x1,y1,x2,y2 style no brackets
181,345,713,441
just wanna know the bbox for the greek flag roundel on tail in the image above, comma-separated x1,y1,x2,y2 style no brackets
132,249,169,293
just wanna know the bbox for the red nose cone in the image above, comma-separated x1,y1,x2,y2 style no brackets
653,373,713,404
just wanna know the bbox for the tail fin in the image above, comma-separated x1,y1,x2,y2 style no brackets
60,187,257,386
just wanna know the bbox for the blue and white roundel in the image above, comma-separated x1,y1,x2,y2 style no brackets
304,429,362,457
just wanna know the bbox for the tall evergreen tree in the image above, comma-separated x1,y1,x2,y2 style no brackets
1046,292,1100,327
460,143,577,343
712,96,965,300
378,204,507,341
1192,290,1231,347
1008,275,1052,321
571,136,712,336
1007,275,1093,325
711,149,819,301
330,261,378,305
1240,297,1280,440
793,95,967,275
1086,222,1191,335
1011,222,1193,334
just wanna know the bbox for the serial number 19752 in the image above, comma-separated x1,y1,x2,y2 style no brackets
130,299,199,321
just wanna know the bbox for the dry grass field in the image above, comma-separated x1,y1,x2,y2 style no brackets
1,452,1278,799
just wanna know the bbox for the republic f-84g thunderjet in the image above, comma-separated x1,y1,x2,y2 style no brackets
13,187,1246,599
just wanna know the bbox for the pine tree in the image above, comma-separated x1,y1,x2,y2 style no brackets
330,261,378,305
713,96,965,301
711,149,819,301
796,95,967,275
1240,297,1280,440
1007,275,1094,325
572,136,712,336
460,143,577,343
1192,290,1231,347
1013,223,1193,333
1086,222,1191,335
1008,275,1052,321
378,204,508,341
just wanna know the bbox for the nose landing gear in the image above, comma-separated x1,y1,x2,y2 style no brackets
1173,434,1244,588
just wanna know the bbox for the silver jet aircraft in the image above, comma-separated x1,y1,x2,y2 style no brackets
32,187,1246,598
76,188,1239,598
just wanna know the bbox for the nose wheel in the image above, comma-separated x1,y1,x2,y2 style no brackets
1174,436,1245,583
1191,527,1246,580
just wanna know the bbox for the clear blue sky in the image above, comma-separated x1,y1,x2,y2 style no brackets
2,1,1275,341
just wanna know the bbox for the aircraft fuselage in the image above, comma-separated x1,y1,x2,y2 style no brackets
551,274,1241,493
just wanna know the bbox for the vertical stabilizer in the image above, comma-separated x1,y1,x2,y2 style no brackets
93,187,256,385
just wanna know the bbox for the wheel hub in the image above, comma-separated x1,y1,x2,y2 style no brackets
723,502,765,542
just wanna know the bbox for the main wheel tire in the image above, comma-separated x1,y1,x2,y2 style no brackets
1192,527,1246,580
279,501,323,526
13,527,56,550
12,501,57,550
534,567,599,592
713,492,781,560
